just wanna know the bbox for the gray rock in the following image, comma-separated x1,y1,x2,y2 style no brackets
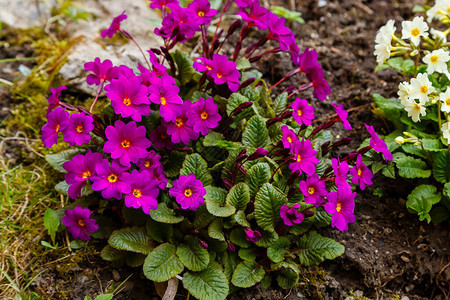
0,0,56,29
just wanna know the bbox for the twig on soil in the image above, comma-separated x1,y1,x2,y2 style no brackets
162,277,179,300
436,262,450,298
353,1,374,15
379,268,404,288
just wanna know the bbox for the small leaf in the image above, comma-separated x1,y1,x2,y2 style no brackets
273,92,288,115
100,245,124,262
205,186,236,217
182,262,229,300
44,208,61,244
45,149,80,173
231,261,265,288
164,151,186,177
108,227,152,255
254,183,287,232
242,115,271,148
267,237,290,263
372,93,403,128
143,243,184,282
433,151,450,183
396,156,431,179
208,218,225,241
297,231,345,266
180,153,213,186
236,57,251,70
226,182,250,210
238,248,256,261
146,219,173,242
203,131,225,147
55,181,93,197
276,269,299,289
234,210,250,227
230,228,251,248
177,236,210,271
172,50,195,85
245,163,271,199
149,203,184,224
94,294,114,300
406,185,441,223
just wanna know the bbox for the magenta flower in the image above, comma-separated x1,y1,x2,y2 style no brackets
90,159,132,200
324,187,356,231
63,150,103,199
245,228,261,242
148,51,168,76
62,113,94,147
62,206,98,241
291,98,315,126
41,107,69,148
296,48,320,73
149,0,178,10
149,123,176,149
331,158,350,189
188,0,218,25
288,139,319,176
166,101,199,145
280,204,304,226
136,150,163,171
235,0,251,8
148,75,183,122
101,11,127,39
103,120,151,167
124,170,160,214
84,58,120,86
299,174,327,207
332,103,352,130
193,57,213,73
148,165,168,189
288,37,301,65
187,97,221,135
155,6,200,43
210,54,241,92
169,173,206,210
281,125,298,150
306,66,331,101
238,0,268,30
365,124,393,161
350,154,374,190
47,86,67,114
106,75,150,122
267,12,292,51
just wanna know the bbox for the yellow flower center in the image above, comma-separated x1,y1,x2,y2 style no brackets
357,168,362,176
217,72,222,78
82,170,91,179
198,11,205,17
420,85,428,94
430,55,439,63
411,28,420,37
133,188,142,198
77,219,86,227
123,97,131,106
308,187,315,195
107,174,118,183
296,154,302,163
336,203,342,212
161,97,167,105
184,188,193,197
144,160,151,168
287,136,292,143
121,140,131,149
176,118,183,127
201,112,208,120
297,109,302,116
206,66,212,71
55,124,60,133
445,98,450,106
76,125,84,133
414,103,421,111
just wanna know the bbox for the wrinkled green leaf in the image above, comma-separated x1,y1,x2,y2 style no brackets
433,151,450,183
100,245,124,262
172,50,195,85
44,208,61,244
407,185,441,222
242,115,271,148
143,243,184,282
245,163,271,199
230,228,251,248
231,261,265,288
177,236,210,271
273,92,288,114
267,237,289,263
297,231,345,266
180,153,213,186
254,183,287,232
149,203,184,224
146,219,173,242
205,186,236,217
183,262,229,300
45,149,81,173
236,57,251,70
234,210,250,227
276,269,299,289
108,227,152,255
208,218,225,241
396,156,431,178
226,182,250,210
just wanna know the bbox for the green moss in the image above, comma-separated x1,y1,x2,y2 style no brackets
296,266,328,298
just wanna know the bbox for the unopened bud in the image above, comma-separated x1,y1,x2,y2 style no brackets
395,136,405,145
304,211,314,217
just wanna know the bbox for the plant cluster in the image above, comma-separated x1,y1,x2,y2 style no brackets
42,0,391,298
373,0,450,224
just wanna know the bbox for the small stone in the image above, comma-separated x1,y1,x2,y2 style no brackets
400,255,410,262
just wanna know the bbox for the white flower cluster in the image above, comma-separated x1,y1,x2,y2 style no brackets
427,0,450,23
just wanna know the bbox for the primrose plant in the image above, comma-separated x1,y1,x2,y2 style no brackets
42,0,391,298
373,1,450,224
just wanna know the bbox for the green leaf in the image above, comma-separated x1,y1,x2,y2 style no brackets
267,237,289,263
382,162,396,179
433,151,450,183
234,210,250,227
372,93,403,128
180,153,213,186
245,163,271,199
231,261,265,288
149,203,184,224
203,131,225,147
146,219,173,242
172,49,195,85
406,185,441,222
126,253,146,267
276,269,299,289
143,243,184,282
205,186,236,217
55,181,93,197
412,5,425,12
238,248,256,261
254,183,287,232
396,156,431,179
183,262,229,300
100,245,124,262
164,151,186,177
255,230,278,247
273,92,288,114
236,57,251,70
45,149,80,173
226,182,250,210
108,227,152,255
44,208,61,244
422,138,445,151
177,236,210,271
94,294,114,300
270,6,304,23
242,115,271,148
297,231,345,266
229,228,251,248
208,218,225,241
430,206,449,224
313,210,332,228
226,93,250,116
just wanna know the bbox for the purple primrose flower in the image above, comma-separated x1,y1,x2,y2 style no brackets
103,120,151,167
291,98,315,126
90,159,132,200
193,57,213,73
149,0,178,10
267,12,292,51
332,103,352,130
289,139,319,176
47,86,67,114
188,0,218,25
41,107,69,148
306,66,331,101
62,206,98,241
280,203,304,226
365,124,393,161
169,173,206,210
101,11,127,39
148,75,183,122
150,123,176,149
331,158,350,189
210,54,241,92
350,154,374,190
137,150,163,171
324,187,356,231
167,101,199,145
187,97,221,135
281,125,298,150
84,58,120,86
124,169,160,214
238,0,268,30
245,228,261,242
63,113,94,147
296,48,320,73
299,174,327,207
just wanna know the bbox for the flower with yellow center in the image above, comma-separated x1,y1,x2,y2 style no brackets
175,118,184,128
76,125,84,133
297,109,302,116
423,49,450,76
441,121,450,144
121,140,131,149
374,20,396,65
401,16,429,46
440,89,450,113
82,170,91,179
54,124,60,133
403,99,426,122
107,174,118,183
184,188,193,197
133,188,142,198
410,73,435,103
198,11,205,17
296,154,302,163
308,187,315,195
160,97,167,105
200,112,208,120
123,97,131,106
336,203,342,212
77,219,86,227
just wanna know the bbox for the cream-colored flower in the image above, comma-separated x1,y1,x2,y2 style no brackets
403,99,426,122
401,16,429,46
441,121,450,144
427,0,450,23
398,81,412,104
410,73,435,103
439,89,450,113
423,49,450,75
430,28,448,43
374,20,396,65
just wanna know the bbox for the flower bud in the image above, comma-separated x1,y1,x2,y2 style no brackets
304,210,315,217
247,148,268,161
395,136,405,145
